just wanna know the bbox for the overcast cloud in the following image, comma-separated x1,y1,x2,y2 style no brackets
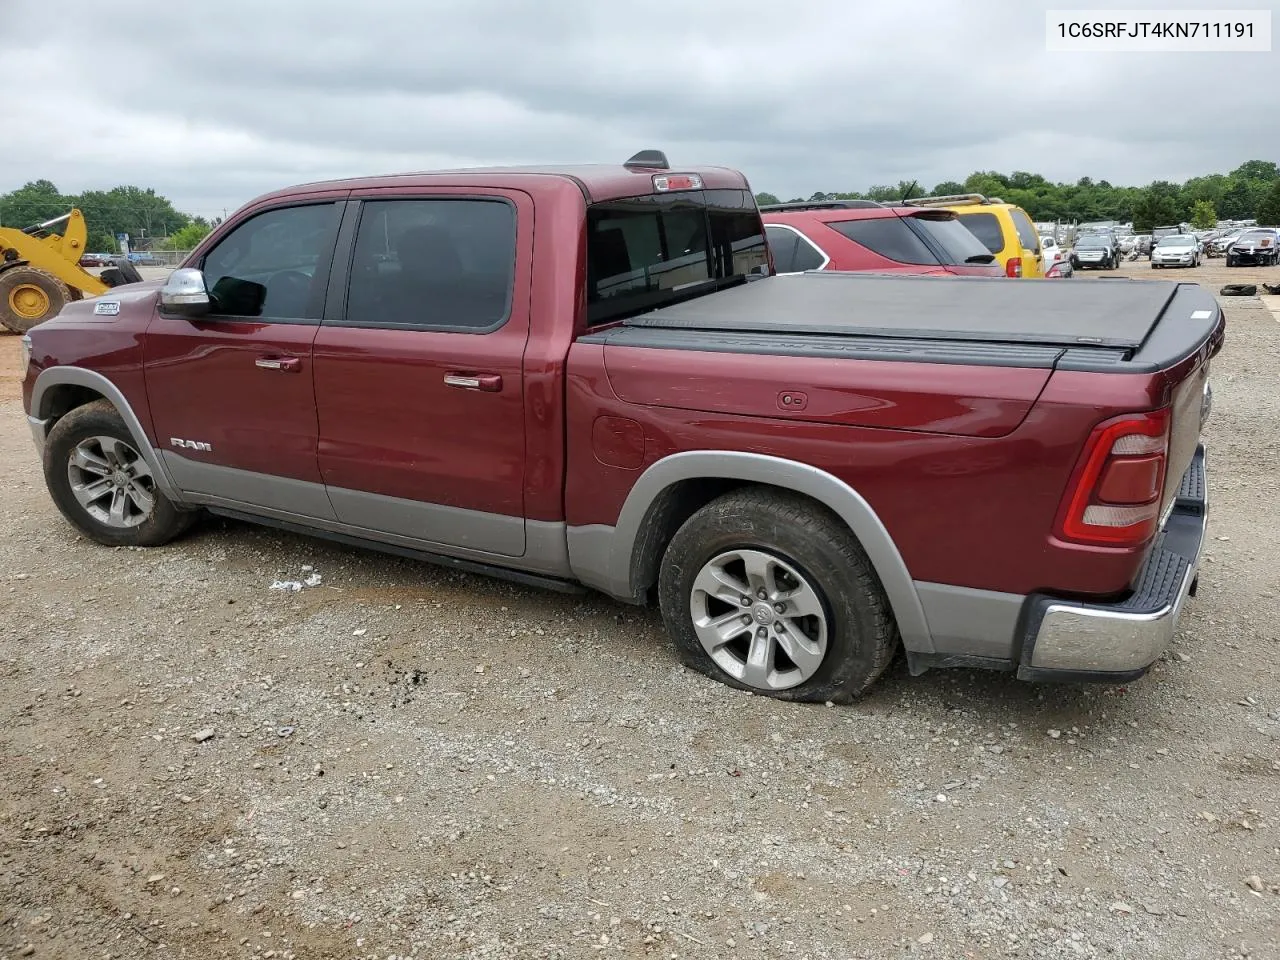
1,0,1276,217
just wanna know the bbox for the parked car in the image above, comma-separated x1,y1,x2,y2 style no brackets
1225,228,1280,267
1044,257,1073,278
1151,234,1202,268
21,151,1222,701
1210,232,1242,256
899,195,1044,277
760,201,1003,277
900,195,1044,277
1071,234,1121,270
78,252,112,267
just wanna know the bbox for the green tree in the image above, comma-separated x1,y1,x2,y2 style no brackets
1190,200,1217,230
92,232,120,254
1231,160,1280,183
0,179,67,227
754,192,780,206
161,222,212,251
1257,180,1280,226
1132,185,1180,233
930,181,965,196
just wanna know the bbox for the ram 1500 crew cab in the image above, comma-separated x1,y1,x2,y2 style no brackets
22,152,1224,702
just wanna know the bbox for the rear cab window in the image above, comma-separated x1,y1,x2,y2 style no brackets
586,188,769,326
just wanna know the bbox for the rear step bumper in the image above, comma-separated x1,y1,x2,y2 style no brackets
1016,444,1208,683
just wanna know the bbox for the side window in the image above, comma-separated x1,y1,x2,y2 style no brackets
789,231,827,271
764,225,798,273
825,217,937,265
956,212,1004,254
1008,208,1041,253
201,203,340,319
343,199,516,332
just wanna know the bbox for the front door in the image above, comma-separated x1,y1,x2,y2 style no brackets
312,191,531,557
143,200,344,517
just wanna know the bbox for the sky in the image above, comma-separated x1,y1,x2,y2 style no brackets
1,0,1276,219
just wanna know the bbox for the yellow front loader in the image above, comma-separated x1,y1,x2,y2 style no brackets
0,209,141,334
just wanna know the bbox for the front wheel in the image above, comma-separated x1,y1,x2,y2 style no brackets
658,488,899,702
43,400,196,547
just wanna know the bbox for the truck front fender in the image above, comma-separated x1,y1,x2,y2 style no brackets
566,451,934,654
30,366,184,502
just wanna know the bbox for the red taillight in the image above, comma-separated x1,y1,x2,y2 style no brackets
653,174,703,192
1006,257,1022,278
1055,410,1171,547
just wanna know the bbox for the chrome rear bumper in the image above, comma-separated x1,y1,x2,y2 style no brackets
1017,445,1208,682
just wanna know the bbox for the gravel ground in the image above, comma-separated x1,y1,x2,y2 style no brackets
1,260,1278,960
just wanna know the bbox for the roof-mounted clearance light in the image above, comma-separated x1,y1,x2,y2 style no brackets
653,173,703,192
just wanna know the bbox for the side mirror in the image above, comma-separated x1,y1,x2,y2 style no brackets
159,268,211,317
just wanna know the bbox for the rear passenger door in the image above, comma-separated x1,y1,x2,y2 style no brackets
311,190,532,558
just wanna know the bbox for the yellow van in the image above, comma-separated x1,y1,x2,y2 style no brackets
901,194,1044,278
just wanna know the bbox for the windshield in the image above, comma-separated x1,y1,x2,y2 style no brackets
585,189,768,326
1157,236,1193,247
1239,230,1275,242
1076,236,1109,248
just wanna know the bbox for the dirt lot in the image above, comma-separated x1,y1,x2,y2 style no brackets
1,261,1278,960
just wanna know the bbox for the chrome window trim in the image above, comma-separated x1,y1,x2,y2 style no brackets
764,222,831,274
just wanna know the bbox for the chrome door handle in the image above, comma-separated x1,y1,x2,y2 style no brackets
444,373,502,392
256,356,302,372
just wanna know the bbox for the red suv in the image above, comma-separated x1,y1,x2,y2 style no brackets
761,201,1004,277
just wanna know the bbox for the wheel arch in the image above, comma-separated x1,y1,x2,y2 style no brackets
566,451,934,654
31,366,183,502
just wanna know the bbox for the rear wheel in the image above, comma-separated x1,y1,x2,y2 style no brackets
658,488,899,703
0,267,69,333
43,400,196,547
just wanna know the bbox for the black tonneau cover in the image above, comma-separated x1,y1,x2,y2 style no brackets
627,272,1177,349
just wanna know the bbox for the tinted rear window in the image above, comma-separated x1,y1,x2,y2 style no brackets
825,217,938,265
1008,208,1041,252
957,212,1004,253
907,213,995,264
586,189,768,326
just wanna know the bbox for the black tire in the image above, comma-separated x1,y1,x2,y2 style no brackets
658,488,899,703
1219,283,1257,297
43,400,196,547
0,267,69,334
103,258,144,286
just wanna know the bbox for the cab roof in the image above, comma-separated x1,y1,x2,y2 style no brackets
251,163,752,207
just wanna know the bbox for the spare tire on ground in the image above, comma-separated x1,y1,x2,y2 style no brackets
103,258,144,287
1220,283,1257,297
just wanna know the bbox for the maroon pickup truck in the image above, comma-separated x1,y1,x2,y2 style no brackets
21,152,1223,702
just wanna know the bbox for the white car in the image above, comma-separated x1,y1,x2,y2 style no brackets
1151,234,1201,269
1039,236,1070,273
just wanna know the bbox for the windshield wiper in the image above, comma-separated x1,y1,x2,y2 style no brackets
964,254,996,264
